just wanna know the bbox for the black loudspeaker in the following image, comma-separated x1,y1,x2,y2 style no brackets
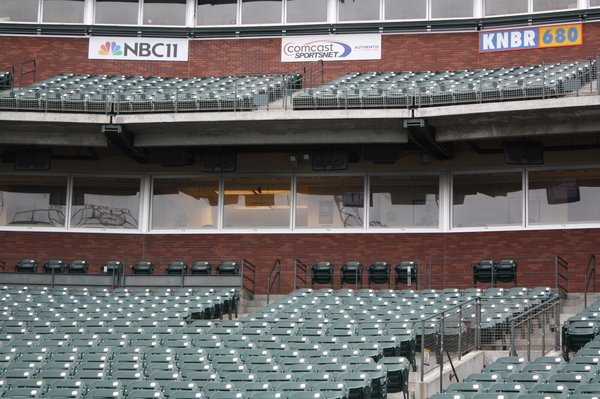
201,151,236,172
147,148,194,167
364,145,399,164
504,141,544,165
312,150,348,171
14,149,52,170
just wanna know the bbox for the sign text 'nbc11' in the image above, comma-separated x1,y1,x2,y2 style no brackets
88,37,189,61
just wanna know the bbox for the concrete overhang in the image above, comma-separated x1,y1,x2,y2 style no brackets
0,112,109,146
0,95,599,147
413,96,600,142
113,109,412,147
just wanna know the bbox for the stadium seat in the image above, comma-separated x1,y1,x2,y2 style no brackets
312,262,334,287
66,260,89,273
43,259,65,273
394,262,417,287
191,262,212,275
165,261,188,275
341,262,362,286
14,259,37,273
368,262,390,286
217,262,240,275
102,260,124,275
131,261,154,275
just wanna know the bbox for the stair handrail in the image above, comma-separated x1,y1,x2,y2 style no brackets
242,259,257,297
294,258,309,289
554,255,569,298
585,254,596,308
19,60,36,87
266,258,282,305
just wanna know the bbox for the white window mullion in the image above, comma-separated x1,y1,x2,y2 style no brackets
441,172,451,232
523,168,529,228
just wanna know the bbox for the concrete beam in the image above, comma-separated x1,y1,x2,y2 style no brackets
131,119,409,147
0,121,107,146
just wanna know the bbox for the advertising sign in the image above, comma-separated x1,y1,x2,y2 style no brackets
282,34,381,62
479,23,582,52
89,36,189,61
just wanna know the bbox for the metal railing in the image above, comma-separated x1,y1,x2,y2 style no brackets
585,254,597,308
418,297,481,385
242,258,257,297
506,296,561,361
19,60,36,87
554,255,569,297
294,258,309,290
266,258,282,305
425,294,560,391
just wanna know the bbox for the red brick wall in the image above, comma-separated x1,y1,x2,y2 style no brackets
1,22,599,84
0,229,596,293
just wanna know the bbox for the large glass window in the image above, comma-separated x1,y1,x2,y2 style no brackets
71,177,140,229
452,172,523,228
484,0,528,16
143,0,186,25
152,177,218,230
197,0,237,25
43,0,84,23
96,0,139,25
385,0,427,20
369,176,439,228
592,0,600,7
431,0,473,18
223,177,291,228
0,0,39,22
286,0,327,23
528,169,600,225
532,0,577,12
339,0,380,21
241,0,282,24
0,176,67,228
296,176,364,229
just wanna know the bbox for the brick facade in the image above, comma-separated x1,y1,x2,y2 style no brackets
0,229,595,294
1,22,599,85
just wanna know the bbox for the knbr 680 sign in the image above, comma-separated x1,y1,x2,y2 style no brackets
479,23,582,53
539,24,582,48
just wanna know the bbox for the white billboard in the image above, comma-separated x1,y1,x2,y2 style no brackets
89,36,189,62
282,34,381,62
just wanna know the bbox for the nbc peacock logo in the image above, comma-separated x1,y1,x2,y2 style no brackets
98,41,123,56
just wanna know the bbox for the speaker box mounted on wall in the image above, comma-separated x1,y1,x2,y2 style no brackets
504,141,544,165
14,148,52,170
201,151,236,172
147,148,194,167
312,150,348,171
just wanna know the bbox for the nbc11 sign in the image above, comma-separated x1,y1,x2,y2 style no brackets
282,34,381,62
89,36,189,61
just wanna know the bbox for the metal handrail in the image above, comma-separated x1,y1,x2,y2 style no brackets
417,296,482,383
242,259,257,296
294,258,309,289
19,60,36,87
554,255,569,298
585,254,597,308
266,258,282,305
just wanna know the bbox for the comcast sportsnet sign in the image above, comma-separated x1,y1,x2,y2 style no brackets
89,36,189,61
282,34,381,62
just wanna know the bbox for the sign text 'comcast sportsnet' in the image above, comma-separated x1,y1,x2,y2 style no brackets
479,23,582,53
88,36,189,61
281,34,381,62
